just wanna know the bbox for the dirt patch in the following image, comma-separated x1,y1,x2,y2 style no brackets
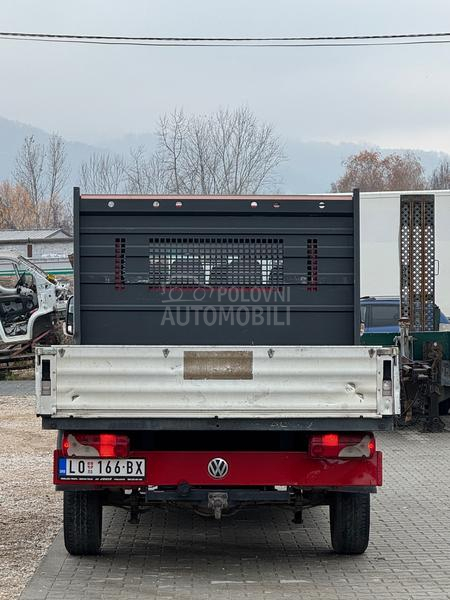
0,395,61,600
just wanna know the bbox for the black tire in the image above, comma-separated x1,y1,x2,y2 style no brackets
329,492,370,555
63,491,103,555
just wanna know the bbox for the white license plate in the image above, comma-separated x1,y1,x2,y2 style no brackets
58,457,146,480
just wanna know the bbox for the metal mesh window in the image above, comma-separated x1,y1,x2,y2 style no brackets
148,237,284,286
307,238,318,292
114,238,126,290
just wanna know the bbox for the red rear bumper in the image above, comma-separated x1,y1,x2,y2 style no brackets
54,450,382,488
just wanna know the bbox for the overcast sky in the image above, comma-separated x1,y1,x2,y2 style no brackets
1,0,450,151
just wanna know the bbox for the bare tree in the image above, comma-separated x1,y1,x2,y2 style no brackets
331,150,426,192
46,134,70,227
125,146,168,194
13,134,70,228
80,153,127,194
125,146,147,194
158,109,187,193
47,134,69,202
156,107,285,194
79,107,284,195
145,151,170,193
429,158,450,189
13,136,46,211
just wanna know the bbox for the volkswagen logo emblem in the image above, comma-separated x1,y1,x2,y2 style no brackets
207,457,229,479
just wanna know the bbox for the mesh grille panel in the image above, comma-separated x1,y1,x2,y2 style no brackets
400,196,435,331
148,237,284,286
114,238,126,290
307,238,318,292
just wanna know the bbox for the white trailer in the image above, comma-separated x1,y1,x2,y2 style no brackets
359,190,450,316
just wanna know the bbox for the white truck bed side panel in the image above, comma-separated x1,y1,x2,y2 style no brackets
36,345,398,419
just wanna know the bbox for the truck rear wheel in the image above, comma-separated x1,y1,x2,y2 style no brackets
63,491,103,555
329,492,370,555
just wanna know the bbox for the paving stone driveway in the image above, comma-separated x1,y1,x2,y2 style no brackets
21,423,450,600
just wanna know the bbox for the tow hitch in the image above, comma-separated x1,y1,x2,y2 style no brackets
208,492,228,519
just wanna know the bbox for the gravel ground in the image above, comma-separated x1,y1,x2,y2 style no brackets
0,392,61,600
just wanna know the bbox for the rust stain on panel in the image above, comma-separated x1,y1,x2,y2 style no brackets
184,351,253,380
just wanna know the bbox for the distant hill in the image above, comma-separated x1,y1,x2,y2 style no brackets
0,116,103,187
0,115,448,193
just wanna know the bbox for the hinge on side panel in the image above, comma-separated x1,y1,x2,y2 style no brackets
376,347,398,356
36,346,57,356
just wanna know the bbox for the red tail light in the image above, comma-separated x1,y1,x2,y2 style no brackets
309,433,375,459
322,433,339,447
61,433,130,458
